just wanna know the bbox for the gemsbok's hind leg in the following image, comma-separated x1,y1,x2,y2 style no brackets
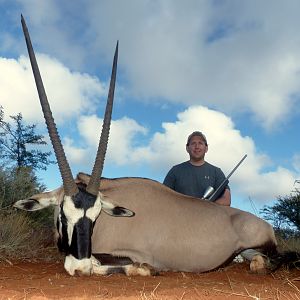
91,255,158,276
241,249,271,274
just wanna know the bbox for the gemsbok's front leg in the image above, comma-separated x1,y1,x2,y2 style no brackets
91,256,158,276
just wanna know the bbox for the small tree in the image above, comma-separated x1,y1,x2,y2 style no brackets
0,107,54,171
261,192,300,237
0,165,45,208
0,106,3,123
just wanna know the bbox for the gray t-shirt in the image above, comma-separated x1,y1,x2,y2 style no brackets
163,161,229,199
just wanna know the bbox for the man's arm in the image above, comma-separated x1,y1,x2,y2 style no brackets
215,188,231,206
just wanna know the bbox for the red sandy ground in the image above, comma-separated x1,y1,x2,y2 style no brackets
0,259,299,300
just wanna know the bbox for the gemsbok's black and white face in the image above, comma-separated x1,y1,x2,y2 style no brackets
56,187,134,275
16,15,135,276
56,189,105,275
57,189,101,274
15,182,134,276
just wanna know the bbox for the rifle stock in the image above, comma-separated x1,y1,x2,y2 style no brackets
208,179,229,201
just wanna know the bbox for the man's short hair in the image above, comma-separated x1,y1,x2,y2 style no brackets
186,131,208,146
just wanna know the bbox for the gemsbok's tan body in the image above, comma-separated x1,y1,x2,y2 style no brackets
83,174,278,272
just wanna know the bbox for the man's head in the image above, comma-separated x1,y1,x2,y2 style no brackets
186,131,208,164
186,131,207,146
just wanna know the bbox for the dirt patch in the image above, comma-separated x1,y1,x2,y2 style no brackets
0,260,299,299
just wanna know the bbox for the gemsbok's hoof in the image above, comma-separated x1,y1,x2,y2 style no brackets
125,262,159,276
141,263,159,276
249,254,269,275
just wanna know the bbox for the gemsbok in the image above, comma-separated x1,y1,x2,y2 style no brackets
14,15,299,277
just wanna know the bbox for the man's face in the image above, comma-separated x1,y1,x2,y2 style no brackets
186,136,208,162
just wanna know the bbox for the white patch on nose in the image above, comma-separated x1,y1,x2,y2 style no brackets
86,193,102,221
63,196,84,245
64,254,93,276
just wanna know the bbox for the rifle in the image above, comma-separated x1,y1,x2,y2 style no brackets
203,154,247,202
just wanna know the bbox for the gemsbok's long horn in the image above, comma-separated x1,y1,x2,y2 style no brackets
86,42,118,196
21,15,79,196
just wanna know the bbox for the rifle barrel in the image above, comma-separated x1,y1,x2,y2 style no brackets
208,154,247,201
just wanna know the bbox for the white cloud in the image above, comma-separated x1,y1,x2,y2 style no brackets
85,0,300,130
72,114,148,166
15,0,93,69
63,137,86,165
6,1,300,130
0,55,105,124
61,114,148,169
17,0,60,25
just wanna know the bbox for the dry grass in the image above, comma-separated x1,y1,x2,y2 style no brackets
0,210,57,261
139,282,161,300
277,236,300,253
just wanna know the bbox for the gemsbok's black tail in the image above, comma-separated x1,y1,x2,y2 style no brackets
268,251,300,271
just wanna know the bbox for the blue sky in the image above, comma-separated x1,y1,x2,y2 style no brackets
1,0,300,214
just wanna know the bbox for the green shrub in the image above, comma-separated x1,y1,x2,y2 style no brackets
0,166,45,209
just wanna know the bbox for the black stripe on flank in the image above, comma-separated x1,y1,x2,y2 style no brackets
106,267,126,275
93,254,133,266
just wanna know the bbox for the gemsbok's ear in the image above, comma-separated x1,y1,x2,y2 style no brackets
14,188,63,211
101,200,135,217
14,199,48,211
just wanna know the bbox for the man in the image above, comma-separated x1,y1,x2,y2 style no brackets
164,132,263,264
163,131,231,206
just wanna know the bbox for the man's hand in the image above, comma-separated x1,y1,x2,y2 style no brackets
215,189,231,206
